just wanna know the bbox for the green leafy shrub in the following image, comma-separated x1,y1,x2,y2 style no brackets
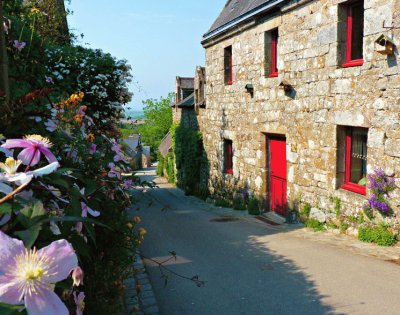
301,203,312,217
156,156,164,176
339,222,349,234
233,195,246,210
247,197,260,215
304,219,325,232
358,225,397,246
215,198,231,208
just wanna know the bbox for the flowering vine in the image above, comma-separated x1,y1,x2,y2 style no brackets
363,168,396,219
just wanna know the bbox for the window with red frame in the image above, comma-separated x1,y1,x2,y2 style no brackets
224,46,233,85
343,1,364,67
340,127,368,195
265,29,278,77
224,139,233,174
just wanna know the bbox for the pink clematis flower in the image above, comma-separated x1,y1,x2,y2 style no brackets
2,135,57,167
108,162,121,179
81,202,100,217
89,143,97,155
0,231,78,315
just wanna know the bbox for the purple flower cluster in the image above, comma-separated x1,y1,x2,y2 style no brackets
364,168,396,217
368,194,390,214
368,168,395,195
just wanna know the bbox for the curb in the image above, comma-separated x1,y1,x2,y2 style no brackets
124,254,160,315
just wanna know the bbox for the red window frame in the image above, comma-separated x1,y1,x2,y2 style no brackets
269,29,278,77
341,128,367,195
224,46,233,85
343,3,364,68
224,140,233,175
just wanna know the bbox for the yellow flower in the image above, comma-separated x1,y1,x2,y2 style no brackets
138,227,147,236
73,115,83,123
31,7,40,14
126,223,133,229
0,158,22,175
85,134,95,142
132,216,141,224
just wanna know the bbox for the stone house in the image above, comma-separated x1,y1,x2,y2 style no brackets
197,0,400,219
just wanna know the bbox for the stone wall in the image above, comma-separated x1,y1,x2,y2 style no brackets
198,0,400,218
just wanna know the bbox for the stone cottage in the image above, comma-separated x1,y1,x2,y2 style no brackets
197,0,400,218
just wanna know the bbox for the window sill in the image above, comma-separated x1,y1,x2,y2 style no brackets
341,182,366,195
268,72,278,78
224,170,233,175
342,59,364,68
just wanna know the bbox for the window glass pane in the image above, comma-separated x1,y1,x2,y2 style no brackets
350,128,367,185
351,4,363,60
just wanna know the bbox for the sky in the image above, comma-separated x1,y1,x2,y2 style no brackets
67,0,227,111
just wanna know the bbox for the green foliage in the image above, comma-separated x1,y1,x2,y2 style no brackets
301,203,312,218
138,93,173,151
233,195,247,211
326,222,338,229
215,198,231,208
120,128,135,139
156,156,164,177
304,219,325,232
339,222,349,234
165,152,175,184
247,197,260,215
171,123,203,195
358,225,397,246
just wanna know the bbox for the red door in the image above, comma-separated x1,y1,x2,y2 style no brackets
269,137,287,216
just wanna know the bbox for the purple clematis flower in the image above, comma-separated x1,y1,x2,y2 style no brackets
2,135,57,167
0,231,78,315
89,143,97,155
13,40,26,52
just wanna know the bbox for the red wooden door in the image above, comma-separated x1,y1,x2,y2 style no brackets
269,138,287,216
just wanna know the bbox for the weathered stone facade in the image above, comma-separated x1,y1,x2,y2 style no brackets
198,0,400,219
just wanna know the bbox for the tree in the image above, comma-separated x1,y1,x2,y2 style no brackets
138,93,173,151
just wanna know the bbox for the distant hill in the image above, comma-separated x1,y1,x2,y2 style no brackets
123,109,145,120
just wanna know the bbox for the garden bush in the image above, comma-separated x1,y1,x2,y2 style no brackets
247,197,260,215
304,219,325,232
358,225,397,247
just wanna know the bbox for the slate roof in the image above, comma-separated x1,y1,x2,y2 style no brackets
176,92,195,108
204,0,283,40
123,134,141,151
180,77,194,89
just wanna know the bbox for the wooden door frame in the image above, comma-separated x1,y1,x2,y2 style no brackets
266,134,287,213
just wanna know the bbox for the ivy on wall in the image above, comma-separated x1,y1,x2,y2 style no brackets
171,123,203,195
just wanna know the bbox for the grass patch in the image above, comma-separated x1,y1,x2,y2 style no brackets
358,225,397,247
304,218,325,232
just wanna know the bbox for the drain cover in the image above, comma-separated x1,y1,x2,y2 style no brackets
210,216,239,222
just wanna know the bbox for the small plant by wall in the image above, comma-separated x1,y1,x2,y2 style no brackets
358,224,397,247
247,197,260,215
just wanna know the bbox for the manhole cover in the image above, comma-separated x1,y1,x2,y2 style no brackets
210,216,239,222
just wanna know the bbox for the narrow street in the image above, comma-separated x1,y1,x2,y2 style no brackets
131,167,400,315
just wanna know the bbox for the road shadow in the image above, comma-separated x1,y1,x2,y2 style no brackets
130,168,339,315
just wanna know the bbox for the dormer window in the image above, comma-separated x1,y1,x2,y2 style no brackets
224,46,233,85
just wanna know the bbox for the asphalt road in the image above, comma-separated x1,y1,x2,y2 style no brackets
132,167,400,315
